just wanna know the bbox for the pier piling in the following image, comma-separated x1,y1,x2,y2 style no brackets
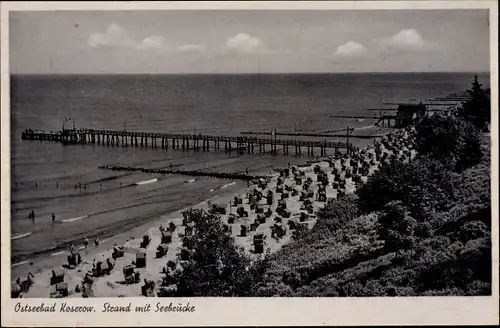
21,128,351,157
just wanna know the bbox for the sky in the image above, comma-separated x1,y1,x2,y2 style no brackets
9,10,491,74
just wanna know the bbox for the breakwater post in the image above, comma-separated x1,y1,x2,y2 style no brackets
98,165,269,181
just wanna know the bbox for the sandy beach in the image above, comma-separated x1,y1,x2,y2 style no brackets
12,127,417,298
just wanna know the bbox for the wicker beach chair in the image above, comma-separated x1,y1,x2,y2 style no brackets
56,282,69,297
112,246,125,259
140,235,151,248
156,244,169,259
240,224,249,237
136,252,147,268
50,268,65,285
11,283,22,298
122,265,136,284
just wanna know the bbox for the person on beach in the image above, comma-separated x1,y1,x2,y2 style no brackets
84,237,89,249
94,237,100,247
51,213,56,223
69,243,75,255
246,168,249,174
56,181,59,188
30,210,35,223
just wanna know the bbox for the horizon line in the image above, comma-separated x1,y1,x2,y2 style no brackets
10,71,491,76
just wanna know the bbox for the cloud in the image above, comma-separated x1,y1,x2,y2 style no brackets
223,33,268,55
138,36,166,50
89,23,137,48
334,41,367,57
177,44,206,54
376,29,436,51
88,23,205,55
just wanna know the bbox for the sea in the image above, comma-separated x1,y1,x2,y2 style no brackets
9,72,490,275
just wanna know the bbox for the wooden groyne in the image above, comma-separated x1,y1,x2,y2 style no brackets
21,128,352,157
98,165,268,181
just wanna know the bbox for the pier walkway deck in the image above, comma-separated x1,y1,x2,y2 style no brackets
21,128,352,157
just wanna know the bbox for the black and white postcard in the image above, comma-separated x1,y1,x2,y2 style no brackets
1,1,498,326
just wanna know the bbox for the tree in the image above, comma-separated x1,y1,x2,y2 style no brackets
356,156,455,219
415,113,482,172
378,201,417,257
173,208,258,296
458,75,491,131
356,160,408,214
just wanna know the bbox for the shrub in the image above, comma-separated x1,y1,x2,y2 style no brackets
378,201,417,256
416,113,482,172
313,194,359,238
356,156,455,219
254,282,294,297
292,223,310,241
414,236,491,293
456,221,490,243
356,160,407,213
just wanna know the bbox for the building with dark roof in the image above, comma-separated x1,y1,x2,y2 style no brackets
395,103,427,128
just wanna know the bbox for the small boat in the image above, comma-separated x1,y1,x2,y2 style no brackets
185,179,196,184
11,232,32,240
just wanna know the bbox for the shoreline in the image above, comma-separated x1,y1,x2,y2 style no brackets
12,124,409,297
11,124,388,265
10,179,248,280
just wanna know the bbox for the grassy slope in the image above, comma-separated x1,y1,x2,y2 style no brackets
252,136,491,297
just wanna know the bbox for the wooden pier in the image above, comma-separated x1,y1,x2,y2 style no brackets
329,114,380,119
374,115,398,127
240,131,381,139
21,128,352,157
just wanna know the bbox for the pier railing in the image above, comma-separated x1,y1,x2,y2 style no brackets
21,128,353,157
